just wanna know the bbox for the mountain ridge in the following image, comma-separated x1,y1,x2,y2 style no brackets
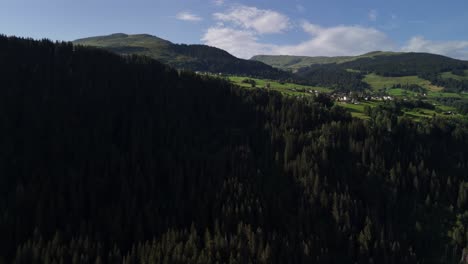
73,33,468,92
73,33,292,80
250,51,464,71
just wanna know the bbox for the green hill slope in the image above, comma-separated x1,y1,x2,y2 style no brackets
251,51,403,71
251,55,353,71
74,33,292,80
338,52,468,76
74,35,468,92
287,52,468,92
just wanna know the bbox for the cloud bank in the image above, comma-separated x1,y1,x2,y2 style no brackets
402,36,468,60
213,5,290,34
201,5,468,60
274,22,395,57
202,27,275,59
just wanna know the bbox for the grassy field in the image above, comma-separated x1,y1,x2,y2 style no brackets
338,101,462,120
363,73,443,92
74,33,177,61
427,91,468,99
403,107,463,120
385,88,468,100
403,109,437,119
228,76,331,96
346,69,362,73
386,88,419,97
336,102,375,119
440,70,468,81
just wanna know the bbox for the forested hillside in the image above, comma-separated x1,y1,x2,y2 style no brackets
73,35,468,93
251,52,403,72
73,33,292,80
339,52,468,92
295,65,370,91
250,55,354,71
255,52,468,92
1,35,467,264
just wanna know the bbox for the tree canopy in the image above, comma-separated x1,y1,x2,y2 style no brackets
0,35,467,264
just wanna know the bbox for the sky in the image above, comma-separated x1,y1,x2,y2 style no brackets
1,0,468,59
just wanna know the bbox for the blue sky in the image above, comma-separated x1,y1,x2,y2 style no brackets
1,0,468,59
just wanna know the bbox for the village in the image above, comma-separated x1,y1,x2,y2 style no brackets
287,87,395,104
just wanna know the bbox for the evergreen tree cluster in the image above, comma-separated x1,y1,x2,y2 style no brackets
390,84,427,94
0,35,467,264
295,53,468,92
170,44,293,81
295,66,370,91
338,53,468,77
435,98,468,114
418,72,468,93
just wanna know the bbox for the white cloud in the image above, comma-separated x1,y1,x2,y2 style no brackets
213,5,290,34
202,21,395,59
402,36,468,60
176,11,202,22
368,9,378,21
202,6,468,60
273,22,395,57
202,27,275,59
301,22,323,35
213,0,224,6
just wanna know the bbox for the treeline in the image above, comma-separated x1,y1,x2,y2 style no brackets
435,98,468,114
296,52,468,92
391,84,427,94
418,72,468,93
339,53,468,77
74,34,294,82
336,52,468,92
0,35,467,264
363,100,436,118
295,66,369,91
171,44,294,81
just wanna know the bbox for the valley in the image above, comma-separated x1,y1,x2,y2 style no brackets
2,33,467,264
73,33,468,122
3,0,468,263
223,73,467,120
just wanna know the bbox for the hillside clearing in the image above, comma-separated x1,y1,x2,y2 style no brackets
363,73,443,92
440,70,468,81
228,76,331,96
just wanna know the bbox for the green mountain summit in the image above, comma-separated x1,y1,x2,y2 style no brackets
74,33,291,79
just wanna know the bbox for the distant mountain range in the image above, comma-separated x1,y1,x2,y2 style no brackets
74,33,468,92
253,52,468,92
251,51,468,73
73,33,292,80
251,51,404,72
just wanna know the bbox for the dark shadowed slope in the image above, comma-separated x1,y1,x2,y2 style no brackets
1,35,467,263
